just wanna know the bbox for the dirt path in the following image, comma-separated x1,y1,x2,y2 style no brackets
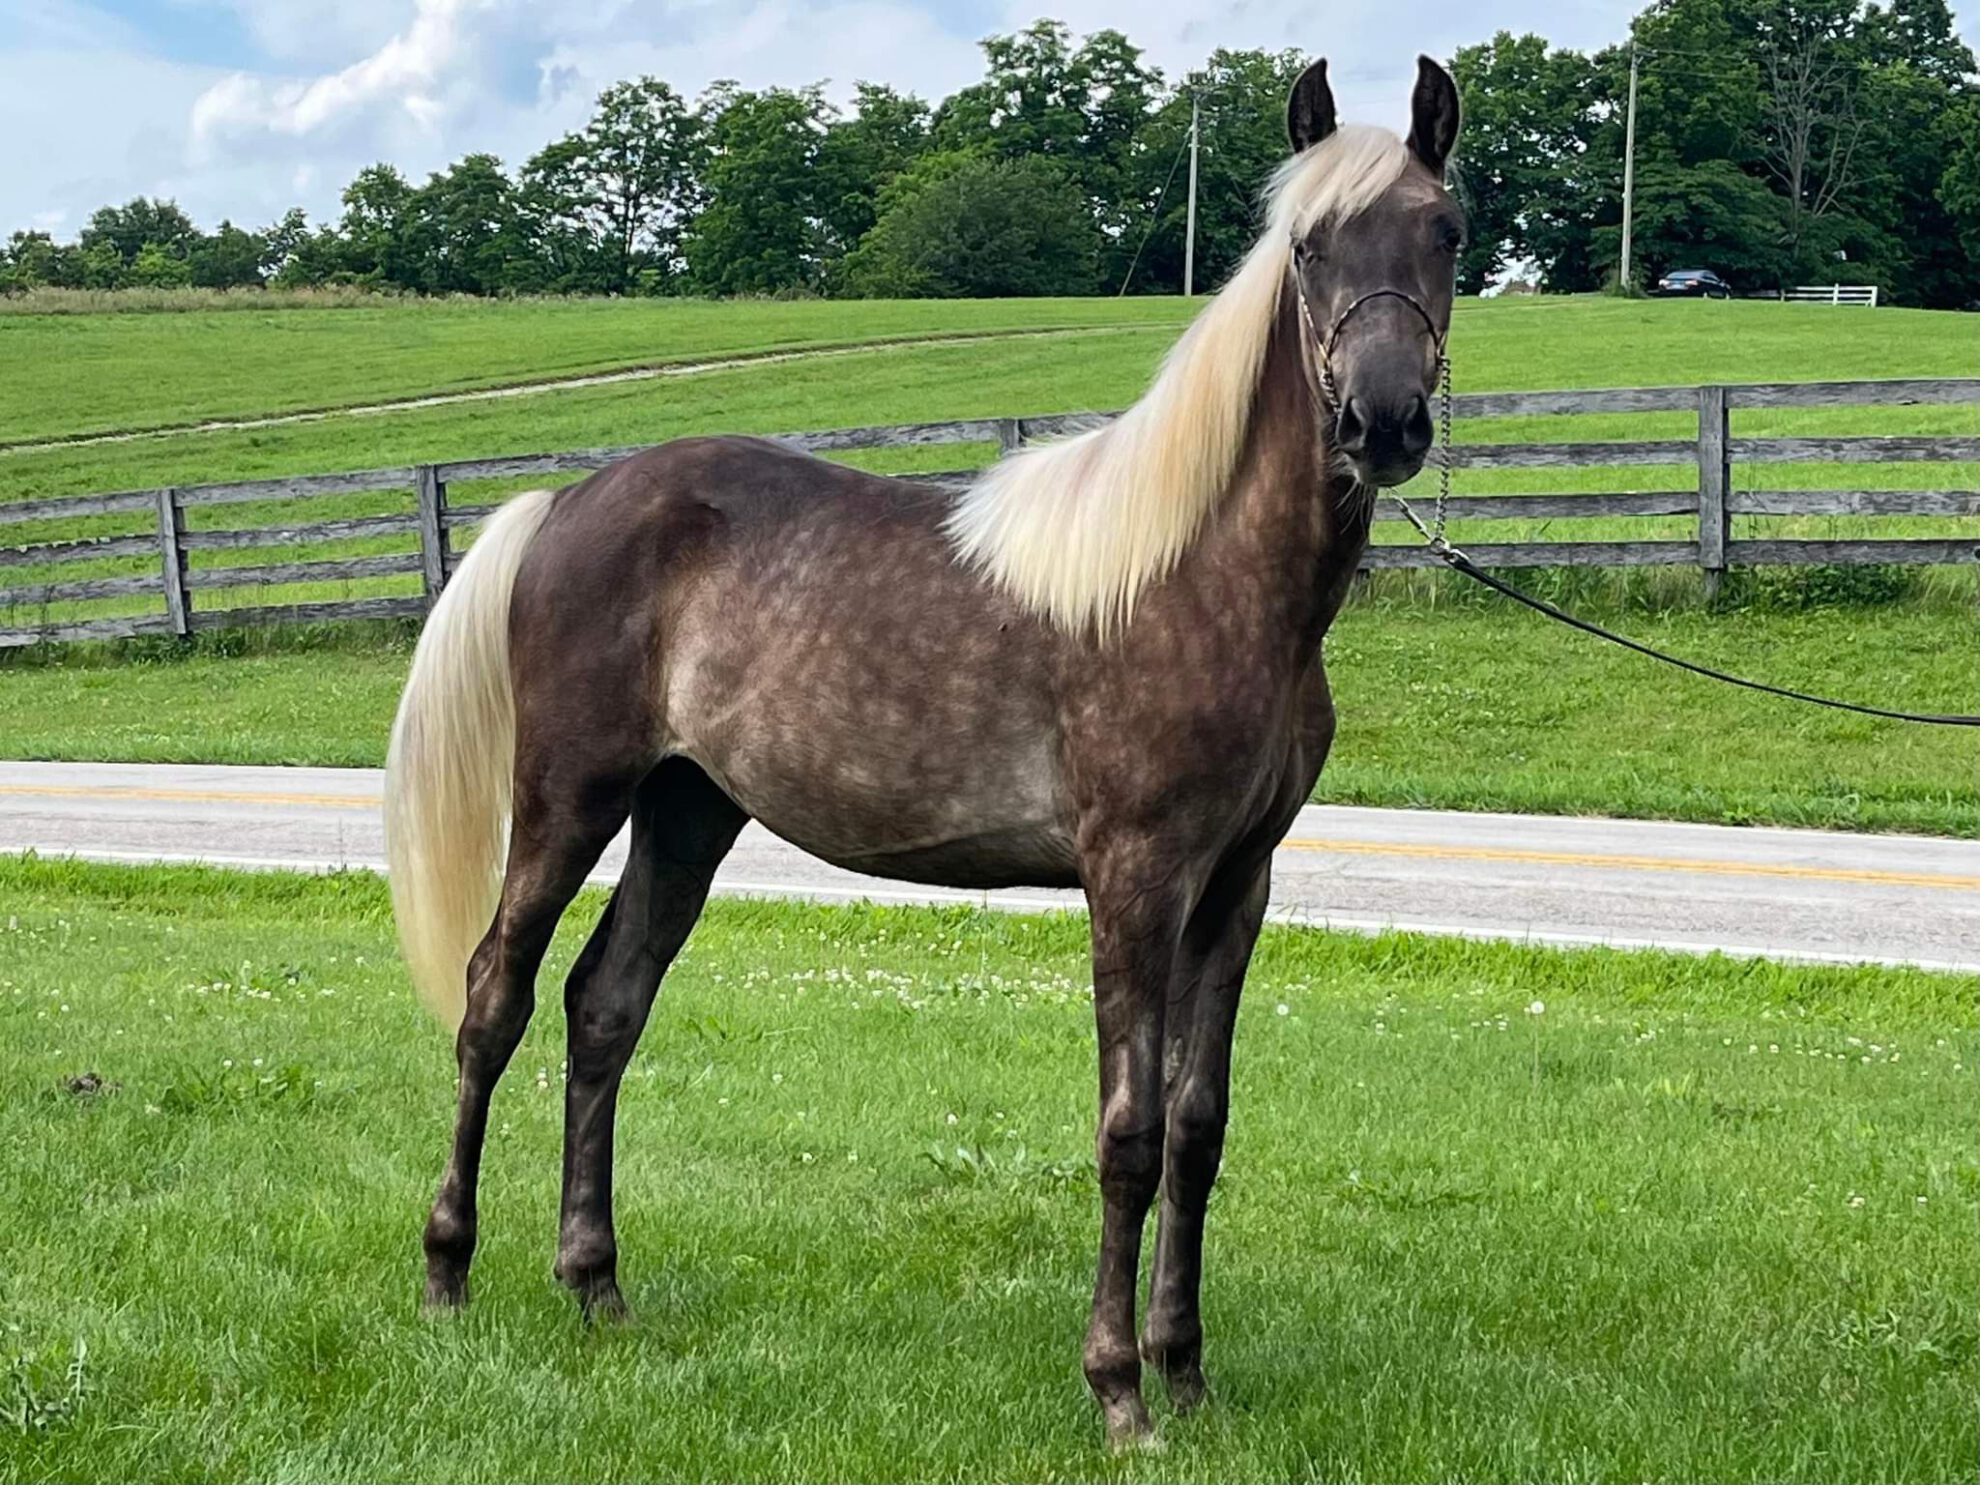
3,325,1153,457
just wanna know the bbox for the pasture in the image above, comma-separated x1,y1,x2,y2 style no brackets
3,857,1973,1481
0,296,1195,446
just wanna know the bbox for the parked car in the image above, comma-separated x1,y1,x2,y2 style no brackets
1654,268,1732,298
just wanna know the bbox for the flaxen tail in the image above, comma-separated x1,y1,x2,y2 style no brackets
384,488,555,1029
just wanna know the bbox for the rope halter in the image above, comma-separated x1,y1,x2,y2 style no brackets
1289,236,1457,554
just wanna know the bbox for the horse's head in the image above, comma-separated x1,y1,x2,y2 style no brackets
1285,57,1464,489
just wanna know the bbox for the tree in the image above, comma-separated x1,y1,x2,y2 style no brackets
1932,96,1980,271
1594,155,1797,285
2,230,77,289
79,198,198,267
814,83,931,257
338,164,417,286
128,240,193,287
259,208,311,279
406,154,532,295
189,221,267,288
685,84,831,295
1754,7,1867,272
1451,34,1602,292
524,78,704,294
839,153,1101,297
1118,49,1307,296
934,22,1163,281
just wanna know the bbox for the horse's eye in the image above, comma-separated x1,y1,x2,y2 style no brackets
1437,222,1464,254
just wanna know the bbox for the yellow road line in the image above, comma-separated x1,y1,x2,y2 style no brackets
1,784,1973,891
1280,837,1980,891
0,783,376,810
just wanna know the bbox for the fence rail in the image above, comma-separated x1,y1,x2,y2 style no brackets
2,377,1975,647
1783,284,1881,307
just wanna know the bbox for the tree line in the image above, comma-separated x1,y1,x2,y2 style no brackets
1455,0,1980,306
5,1,1976,307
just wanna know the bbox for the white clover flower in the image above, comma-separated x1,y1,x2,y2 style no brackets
1527,1000,1545,1016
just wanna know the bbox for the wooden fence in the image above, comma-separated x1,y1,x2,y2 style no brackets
3,376,1975,647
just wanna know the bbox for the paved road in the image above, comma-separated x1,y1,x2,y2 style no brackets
2,760,1976,973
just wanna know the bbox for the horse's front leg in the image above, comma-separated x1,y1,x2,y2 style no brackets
1142,864,1270,1412
1080,862,1187,1448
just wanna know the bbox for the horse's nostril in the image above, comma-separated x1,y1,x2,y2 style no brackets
1336,396,1370,452
1401,394,1433,456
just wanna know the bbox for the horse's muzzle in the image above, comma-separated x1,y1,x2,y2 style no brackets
1336,393,1433,488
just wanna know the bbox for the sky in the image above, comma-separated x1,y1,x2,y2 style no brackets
6,0,1978,239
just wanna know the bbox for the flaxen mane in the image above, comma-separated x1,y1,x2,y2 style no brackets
945,124,1411,635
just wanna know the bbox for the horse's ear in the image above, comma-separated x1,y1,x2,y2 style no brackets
1285,59,1337,154
1406,55,1461,176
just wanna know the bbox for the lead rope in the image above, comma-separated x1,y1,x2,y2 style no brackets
1377,331,1980,727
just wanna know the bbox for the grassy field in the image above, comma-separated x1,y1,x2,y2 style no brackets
0,296,1195,445
2,857,1973,1482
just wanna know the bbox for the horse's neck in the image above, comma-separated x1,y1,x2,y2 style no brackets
1182,300,1367,657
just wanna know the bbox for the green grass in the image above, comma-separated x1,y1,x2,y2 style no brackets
1,857,1972,1482
0,296,1194,445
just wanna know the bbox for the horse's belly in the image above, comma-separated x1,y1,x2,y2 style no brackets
674,724,1076,891
771,821,1081,891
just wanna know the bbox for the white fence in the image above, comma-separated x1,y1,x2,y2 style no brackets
1784,284,1880,307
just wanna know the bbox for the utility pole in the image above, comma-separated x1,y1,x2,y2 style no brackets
1620,42,1640,293
1183,94,1201,297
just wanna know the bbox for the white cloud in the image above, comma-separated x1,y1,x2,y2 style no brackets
175,0,989,223
191,0,487,152
206,0,426,69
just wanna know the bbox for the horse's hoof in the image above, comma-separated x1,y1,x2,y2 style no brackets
421,1272,469,1313
1102,1395,1158,1452
1165,1365,1208,1414
577,1281,630,1325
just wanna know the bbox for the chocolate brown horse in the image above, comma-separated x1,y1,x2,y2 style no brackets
386,57,1463,1445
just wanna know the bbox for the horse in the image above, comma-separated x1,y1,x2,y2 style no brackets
384,55,1464,1446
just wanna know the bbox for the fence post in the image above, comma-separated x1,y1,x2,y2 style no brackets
154,486,190,637
995,418,1024,455
1697,385,1730,602
414,464,447,607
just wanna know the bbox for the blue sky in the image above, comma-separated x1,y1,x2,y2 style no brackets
6,0,1976,238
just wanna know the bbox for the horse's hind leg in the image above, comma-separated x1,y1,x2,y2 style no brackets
554,760,746,1318
422,760,637,1311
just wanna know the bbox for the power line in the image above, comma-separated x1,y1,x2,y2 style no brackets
1115,123,1190,296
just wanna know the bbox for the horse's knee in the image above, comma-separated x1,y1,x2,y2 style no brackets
1165,1080,1228,1204
1097,1102,1164,1205
567,991,646,1075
